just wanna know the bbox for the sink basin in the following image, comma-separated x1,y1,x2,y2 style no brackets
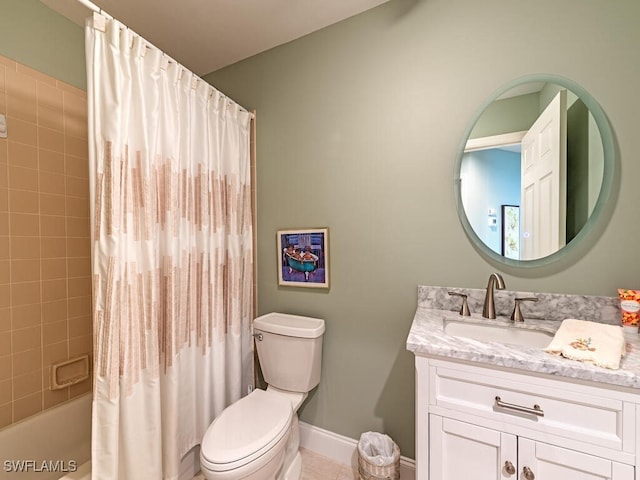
443,319,554,348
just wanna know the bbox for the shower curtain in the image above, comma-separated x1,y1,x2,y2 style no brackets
85,13,254,480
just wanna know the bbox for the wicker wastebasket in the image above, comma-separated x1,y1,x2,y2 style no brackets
357,432,400,480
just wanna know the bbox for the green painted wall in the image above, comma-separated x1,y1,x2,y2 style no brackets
469,92,540,138
0,0,85,89
205,0,640,459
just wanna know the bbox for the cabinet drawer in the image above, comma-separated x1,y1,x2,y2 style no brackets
429,362,634,452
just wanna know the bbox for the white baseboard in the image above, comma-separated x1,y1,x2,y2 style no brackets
299,422,415,480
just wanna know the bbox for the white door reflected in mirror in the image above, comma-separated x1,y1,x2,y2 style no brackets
520,89,566,260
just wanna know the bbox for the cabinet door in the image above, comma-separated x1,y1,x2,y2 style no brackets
518,438,634,480
429,415,517,480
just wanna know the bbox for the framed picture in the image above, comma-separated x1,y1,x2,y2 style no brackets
277,228,329,288
501,205,520,260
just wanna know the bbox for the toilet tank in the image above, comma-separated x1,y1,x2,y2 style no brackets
253,313,325,393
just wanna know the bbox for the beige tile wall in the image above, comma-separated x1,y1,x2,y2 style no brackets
0,54,91,429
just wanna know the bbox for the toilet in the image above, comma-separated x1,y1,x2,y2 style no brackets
200,313,325,480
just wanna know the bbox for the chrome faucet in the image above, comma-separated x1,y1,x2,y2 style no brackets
482,273,506,319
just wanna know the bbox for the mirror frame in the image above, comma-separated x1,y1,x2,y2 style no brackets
454,73,615,268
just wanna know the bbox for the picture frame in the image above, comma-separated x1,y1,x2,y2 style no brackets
501,205,520,260
277,228,329,288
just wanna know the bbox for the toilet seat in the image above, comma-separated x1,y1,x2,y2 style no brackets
200,389,293,472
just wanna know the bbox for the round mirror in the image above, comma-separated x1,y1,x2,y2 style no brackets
454,74,615,267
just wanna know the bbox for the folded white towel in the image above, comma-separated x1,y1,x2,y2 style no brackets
544,318,626,370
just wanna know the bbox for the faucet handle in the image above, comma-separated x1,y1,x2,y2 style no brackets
448,291,471,316
511,297,538,322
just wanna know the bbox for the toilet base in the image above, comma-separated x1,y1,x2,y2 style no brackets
277,415,301,480
281,451,301,480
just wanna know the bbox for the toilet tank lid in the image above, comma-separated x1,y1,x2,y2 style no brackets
254,313,325,338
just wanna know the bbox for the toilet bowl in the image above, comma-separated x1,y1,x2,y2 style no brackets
200,389,293,480
200,313,325,480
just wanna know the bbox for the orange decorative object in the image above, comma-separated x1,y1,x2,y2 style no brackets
618,289,640,328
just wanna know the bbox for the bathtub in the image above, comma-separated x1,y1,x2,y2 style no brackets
57,461,91,480
0,394,91,480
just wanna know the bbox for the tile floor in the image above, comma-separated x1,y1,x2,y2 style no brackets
192,447,357,479
298,448,356,480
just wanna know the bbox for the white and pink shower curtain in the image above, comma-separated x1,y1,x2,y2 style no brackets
85,13,254,480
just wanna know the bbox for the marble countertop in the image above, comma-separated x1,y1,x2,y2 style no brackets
407,306,640,390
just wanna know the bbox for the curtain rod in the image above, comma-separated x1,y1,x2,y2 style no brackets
75,0,111,18
77,0,254,119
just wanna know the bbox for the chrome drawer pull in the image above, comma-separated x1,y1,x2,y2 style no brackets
522,466,535,480
494,396,544,417
504,460,516,475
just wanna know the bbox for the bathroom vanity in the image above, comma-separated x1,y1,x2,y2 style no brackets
407,286,640,480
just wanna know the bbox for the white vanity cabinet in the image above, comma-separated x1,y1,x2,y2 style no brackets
430,417,633,479
415,356,639,480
